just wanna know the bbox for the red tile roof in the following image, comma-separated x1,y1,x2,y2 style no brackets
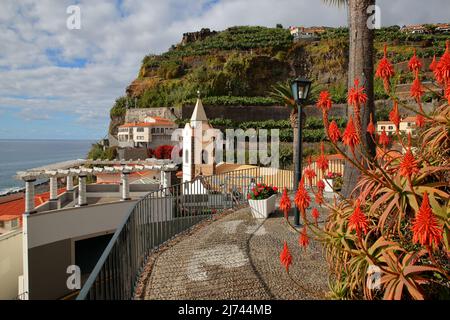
119,117,175,128
0,188,66,225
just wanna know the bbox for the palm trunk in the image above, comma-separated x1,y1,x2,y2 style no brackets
341,0,376,197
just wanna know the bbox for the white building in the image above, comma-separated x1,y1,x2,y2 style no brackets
376,116,417,136
117,116,177,149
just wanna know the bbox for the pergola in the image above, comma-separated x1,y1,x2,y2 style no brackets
15,159,178,214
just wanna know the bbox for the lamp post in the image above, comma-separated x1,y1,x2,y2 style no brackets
290,77,312,226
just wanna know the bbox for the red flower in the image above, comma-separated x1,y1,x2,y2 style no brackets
312,207,320,224
378,129,390,147
412,192,443,248
348,201,369,240
445,84,450,105
254,191,259,197
317,91,332,111
429,55,438,72
294,178,310,215
280,241,293,272
399,149,419,178
410,72,424,102
434,40,450,84
348,79,368,109
328,120,341,143
303,167,316,186
247,194,251,200
342,115,360,152
317,179,325,191
375,44,395,91
408,49,422,73
389,102,400,131
315,191,324,206
416,114,425,128
279,188,291,219
273,186,278,192
316,142,329,172
298,227,309,249
367,113,376,136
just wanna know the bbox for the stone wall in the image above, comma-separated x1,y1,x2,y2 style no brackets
181,104,348,122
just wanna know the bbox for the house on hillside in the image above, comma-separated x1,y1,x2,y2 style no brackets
400,24,428,34
117,116,178,149
376,116,417,136
289,26,326,40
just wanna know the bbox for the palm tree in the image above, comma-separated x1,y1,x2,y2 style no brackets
270,81,320,168
324,0,376,197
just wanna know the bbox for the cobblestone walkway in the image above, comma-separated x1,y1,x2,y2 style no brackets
138,203,330,300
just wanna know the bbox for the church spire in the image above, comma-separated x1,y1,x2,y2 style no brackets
190,90,208,123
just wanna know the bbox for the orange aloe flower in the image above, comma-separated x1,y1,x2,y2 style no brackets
445,84,450,105
348,79,368,110
410,72,424,102
378,129,390,147
280,241,293,272
367,113,376,136
294,178,310,216
328,120,341,143
375,44,395,91
342,115,360,152
399,148,419,178
279,188,292,219
389,102,400,131
411,192,443,248
429,55,438,72
348,201,369,240
316,142,329,172
317,90,332,111
317,179,325,191
298,227,309,250
416,114,425,128
408,49,422,73
312,207,320,224
315,191,324,206
434,40,450,84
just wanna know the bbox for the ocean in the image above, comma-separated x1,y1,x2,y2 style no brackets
0,139,94,195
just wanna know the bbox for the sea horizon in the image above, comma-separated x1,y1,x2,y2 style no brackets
0,139,95,195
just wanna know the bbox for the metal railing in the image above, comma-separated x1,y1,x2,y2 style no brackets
76,167,293,300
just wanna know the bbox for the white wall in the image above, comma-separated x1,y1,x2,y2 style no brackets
26,200,137,249
0,229,22,300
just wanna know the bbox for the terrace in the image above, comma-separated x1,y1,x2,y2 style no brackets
75,163,343,300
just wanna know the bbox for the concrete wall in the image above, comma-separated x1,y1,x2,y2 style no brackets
0,230,22,300
27,239,71,300
25,200,138,299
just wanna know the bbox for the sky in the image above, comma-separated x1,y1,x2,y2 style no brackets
0,0,448,140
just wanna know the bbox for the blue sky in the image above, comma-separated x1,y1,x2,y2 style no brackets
0,0,449,140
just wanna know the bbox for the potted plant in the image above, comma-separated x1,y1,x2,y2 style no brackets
323,172,342,193
247,183,278,219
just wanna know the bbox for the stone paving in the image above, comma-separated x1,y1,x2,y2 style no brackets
136,197,332,300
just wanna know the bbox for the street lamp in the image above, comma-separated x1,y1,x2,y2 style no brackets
290,77,312,226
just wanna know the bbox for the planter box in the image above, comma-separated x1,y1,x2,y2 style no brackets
323,178,334,193
248,194,276,219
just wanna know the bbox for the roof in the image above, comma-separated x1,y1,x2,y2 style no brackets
119,117,175,128
402,116,417,122
377,121,394,125
0,188,66,223
190,98,208,122
0,215,19,221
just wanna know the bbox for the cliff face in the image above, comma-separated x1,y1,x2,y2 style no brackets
111,25,447,131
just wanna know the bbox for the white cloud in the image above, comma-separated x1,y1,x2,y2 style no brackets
0,0,448,138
